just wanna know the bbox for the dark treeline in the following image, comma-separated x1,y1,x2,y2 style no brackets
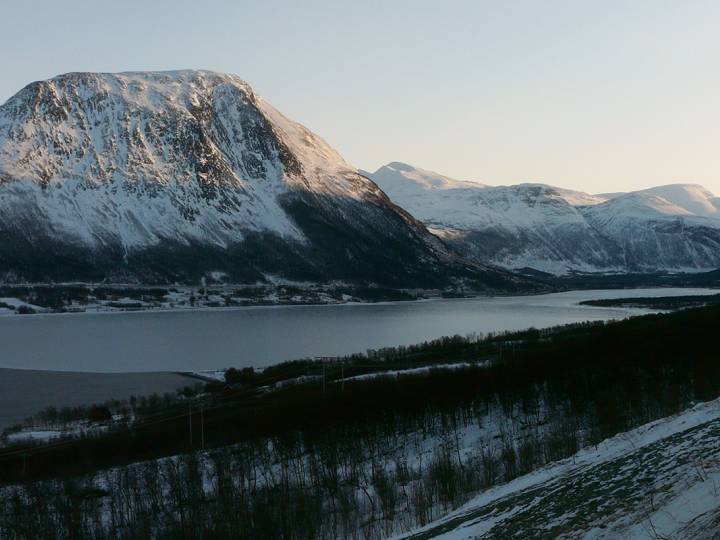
1,306,719,538
540,269,720,289
0,285,171,311
580,293,720,310
225,329,533,387
0,283,421,313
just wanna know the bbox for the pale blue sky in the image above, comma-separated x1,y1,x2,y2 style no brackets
2,0,718,194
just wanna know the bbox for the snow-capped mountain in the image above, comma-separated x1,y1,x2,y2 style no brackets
579,192,720,274
602,183,720,218
364,162,720,275
0,71,528,289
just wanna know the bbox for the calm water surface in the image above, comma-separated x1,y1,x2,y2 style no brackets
0,288,714,373
0,369,193,429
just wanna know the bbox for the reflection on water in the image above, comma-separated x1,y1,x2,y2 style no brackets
0,288,714,373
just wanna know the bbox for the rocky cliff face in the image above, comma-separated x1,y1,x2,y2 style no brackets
0,71,528,290
365,162,720,275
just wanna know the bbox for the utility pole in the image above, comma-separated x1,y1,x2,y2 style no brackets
200,400,205,451
341,365,345,392
315,356,335,394
189,402,193,448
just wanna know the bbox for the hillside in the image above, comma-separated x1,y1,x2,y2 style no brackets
400,398,720,539
2,305,720,538
0,72,528,291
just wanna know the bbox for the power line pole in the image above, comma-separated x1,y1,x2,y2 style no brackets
315,356,335,394
189,402,193,448
200,401,205,451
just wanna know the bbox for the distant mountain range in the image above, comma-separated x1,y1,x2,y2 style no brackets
0,71,717,288
0,71,530,291
363,162,720,275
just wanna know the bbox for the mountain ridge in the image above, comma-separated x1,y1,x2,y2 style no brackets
365,162,720,275
0,71,531,291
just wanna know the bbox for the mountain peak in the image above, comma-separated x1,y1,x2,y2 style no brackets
44,69,245,86
4,70,252,108
365,161,720,275
367,161,484,190
0,73,528,290
384,161,417,173
633,183,719,218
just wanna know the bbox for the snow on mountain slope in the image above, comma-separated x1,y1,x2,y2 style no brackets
362,162,485,191
399,397,720,539
365,163,622,274
0,71,302,247
582,193,720,273
636,184,720,218
0,72,530,289
365,163,720,275
593,192,695,218
0,70,389,247
551,186,608,207
362,163,606,231
358,163,491,232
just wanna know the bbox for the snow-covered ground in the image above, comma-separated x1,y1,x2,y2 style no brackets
189,370,227,382
334,362,486,383
2,416,121,446
397,398,720,539
4,430,67,443
0,297,47,313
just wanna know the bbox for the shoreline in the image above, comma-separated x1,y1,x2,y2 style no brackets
0,283,716,320
0,368,198,430
0,286,715,376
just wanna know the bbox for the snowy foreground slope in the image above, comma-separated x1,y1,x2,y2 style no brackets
364,163,720,275
398,398,720,540
0,71,525,289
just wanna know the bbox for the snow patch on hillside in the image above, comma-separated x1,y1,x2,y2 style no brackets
398,397,720,539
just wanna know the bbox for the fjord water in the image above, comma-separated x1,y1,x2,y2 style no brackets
0,288,714,373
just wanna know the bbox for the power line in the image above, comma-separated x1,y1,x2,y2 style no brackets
0,383,271,463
